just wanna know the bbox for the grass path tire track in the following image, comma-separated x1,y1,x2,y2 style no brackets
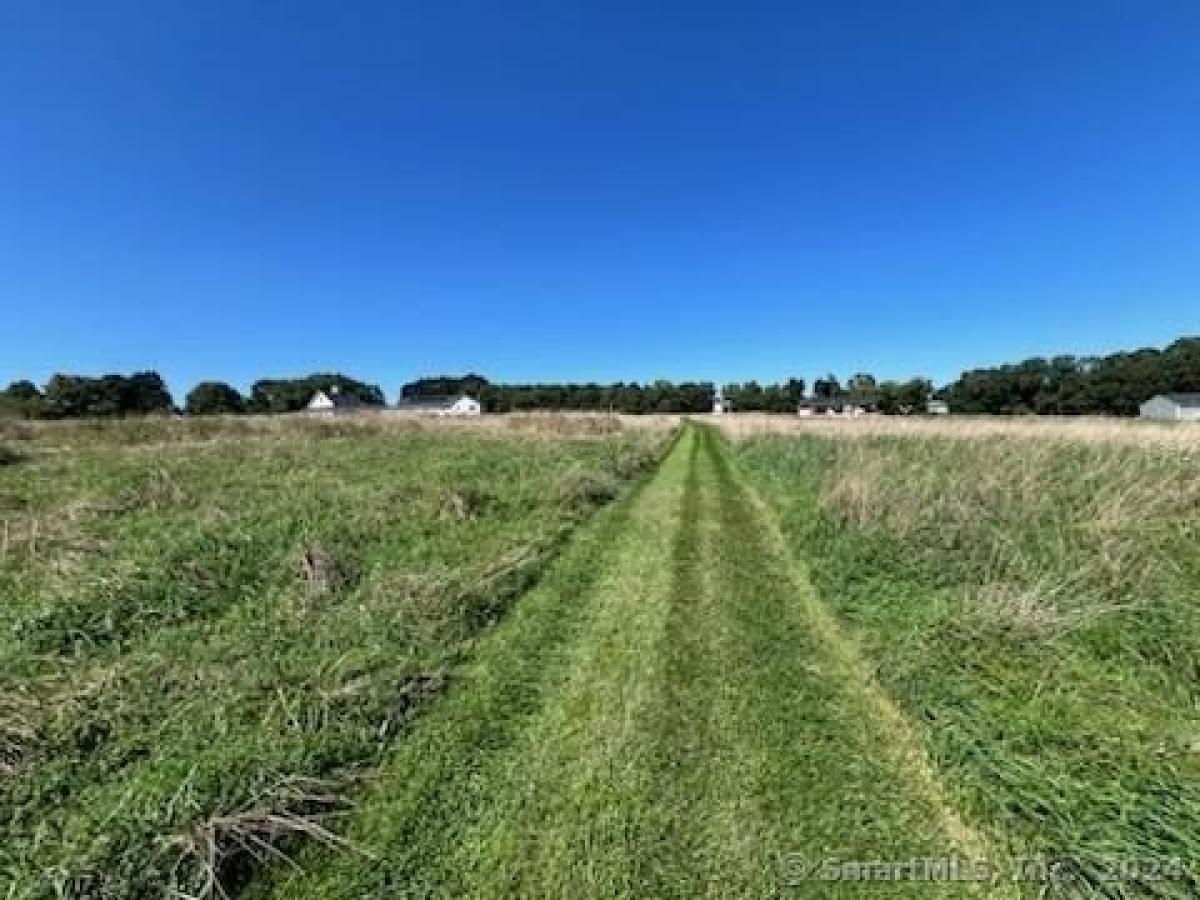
254,425,1018,898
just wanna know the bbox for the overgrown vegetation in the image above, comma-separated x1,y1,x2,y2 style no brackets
250,426,974,900
735,431,1200,895
0,416,668,898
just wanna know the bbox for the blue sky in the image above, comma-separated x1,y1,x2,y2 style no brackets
2,1,1198,400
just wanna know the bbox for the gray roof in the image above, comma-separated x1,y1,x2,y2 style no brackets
395,394,470,410
1159,393,1200,408
798,397,866,407
310,389,360,409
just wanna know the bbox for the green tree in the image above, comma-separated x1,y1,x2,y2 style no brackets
0,380,45,419
846,372,878,407
813,374,841,400
40,372,174,418
185,381,247,415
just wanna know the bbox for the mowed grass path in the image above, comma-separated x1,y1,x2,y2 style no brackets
256,425,1004,898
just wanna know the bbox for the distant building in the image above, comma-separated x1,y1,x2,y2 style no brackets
927,399,950,415
394,394,482,417
797,397,871,417
1139,393,1200,421
712,389,730,415
306,386,362,415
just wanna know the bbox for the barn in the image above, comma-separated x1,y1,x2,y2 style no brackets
1139,393,1200,421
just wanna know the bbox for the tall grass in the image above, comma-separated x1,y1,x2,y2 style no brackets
0,416,670,898
735,431,1200,895
712,411,1200,450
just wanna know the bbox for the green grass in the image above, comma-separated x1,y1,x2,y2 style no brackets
8,415,1193,898
253,425,989,899
0,416,667,898
734,431,1200,897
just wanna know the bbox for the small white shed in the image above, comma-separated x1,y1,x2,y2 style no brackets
445,395,482,416
1139,394,1200,421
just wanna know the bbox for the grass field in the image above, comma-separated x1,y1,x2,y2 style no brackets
0,415,669,898
3,414,1197,897
729,417,1200,897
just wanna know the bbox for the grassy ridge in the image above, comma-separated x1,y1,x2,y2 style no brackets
734,431,1200,896
0,419,667,898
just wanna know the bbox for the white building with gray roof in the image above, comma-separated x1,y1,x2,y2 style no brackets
1139,393,1200,421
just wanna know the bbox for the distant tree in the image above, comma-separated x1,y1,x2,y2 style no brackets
0,380,45,419
404,375,715,414
40,371,174,418
724,381,767,411
877,382,898,414
846,372,879,407
897,378,932,413
813,374,842,400
940,336,1200,416
185,381,247,415
124,371,175,414
401,373,490,400
43,374,93,418
782,377,806,406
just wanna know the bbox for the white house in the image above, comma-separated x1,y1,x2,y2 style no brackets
712,389,730,415
394,394,482,417
927,399,950,415
306,387,362,415
1139,393,1200,422
444,395,482,416
797,398,870,417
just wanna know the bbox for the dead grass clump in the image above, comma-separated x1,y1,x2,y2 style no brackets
964,580,1084,641
0,685,40,774
558,471,620,509
88,468,187,517
440,488,490,521
298,545,351,598
0,443,23,466
331,669,448,740
0,419,35,442
820,453,891,529
166,776,361,899
449,539,561,634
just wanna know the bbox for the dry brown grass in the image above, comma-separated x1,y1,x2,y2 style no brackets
707,412,1200,450
734,418,1200,642
3,412,681,455
0,685,39,775
165,776,362,900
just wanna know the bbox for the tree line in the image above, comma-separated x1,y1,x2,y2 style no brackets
0,372,386,419
941,336,1200,415
401,375,717,413
2,335,1196,419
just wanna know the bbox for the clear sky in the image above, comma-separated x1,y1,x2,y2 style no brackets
2,1,1198,399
